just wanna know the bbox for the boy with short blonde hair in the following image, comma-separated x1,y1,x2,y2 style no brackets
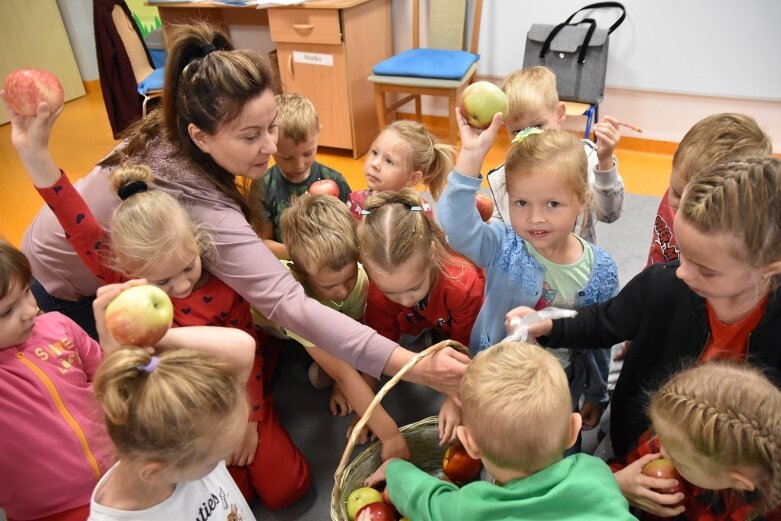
647,112,772,265
487,66,624,245
256,93,352,259
254,194,410,460
365,342,634,520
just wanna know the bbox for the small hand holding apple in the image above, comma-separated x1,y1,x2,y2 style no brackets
578,401,603,431
438,395,461,446
614,453,686,517
504,306,552,341
454,107,503,178
593,115,621,171
93,279,150,353
228,421,259,467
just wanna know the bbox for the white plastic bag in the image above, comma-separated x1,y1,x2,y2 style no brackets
502,307,577,343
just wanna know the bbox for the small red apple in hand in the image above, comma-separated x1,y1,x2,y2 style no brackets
475,193,495,222
642,457,686,506
3,68,65,116
355,502,395,521
308,179,340,197
104,284,174,347
442,443,482,483
460,81,508,129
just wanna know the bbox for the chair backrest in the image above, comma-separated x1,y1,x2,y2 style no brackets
111,4,154,85
412,0,483,53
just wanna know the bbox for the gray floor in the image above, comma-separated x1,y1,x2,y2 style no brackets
0,194,657,521
252,192,660,520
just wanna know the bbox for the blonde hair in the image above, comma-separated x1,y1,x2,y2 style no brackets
505,129,590,221
0,238,31,300
280,193,357,274
109,164,214,278
379,121,455,200
649,362,781,516
679,157,781,285
501,66,560,122
93,347,244,468
275,93,319,143
357,188,470,281
673,113,772,184
461,342,572,472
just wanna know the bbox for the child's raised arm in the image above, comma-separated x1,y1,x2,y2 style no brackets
453,108,503,177
1,93,62,188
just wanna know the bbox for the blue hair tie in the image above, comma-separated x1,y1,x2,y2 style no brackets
138,356,160,373
512,126,544,144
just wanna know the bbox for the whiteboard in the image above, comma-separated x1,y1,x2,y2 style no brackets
477,0,781,101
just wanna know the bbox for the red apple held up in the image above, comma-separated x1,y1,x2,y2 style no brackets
460,81,508,130
442,443,482,483
355,502,395,521
308,179,340,197
476,193,495,222
3,68,65,117
104,284,174,347
642,458,686,507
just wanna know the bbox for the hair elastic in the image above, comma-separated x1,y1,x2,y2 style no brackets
360,209,372,216
117,180,148,201
138,356,160,374
409,206,423,212
512,126,544,144
201,43,217,56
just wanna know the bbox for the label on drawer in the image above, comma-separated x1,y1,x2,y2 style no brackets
293,51,333,67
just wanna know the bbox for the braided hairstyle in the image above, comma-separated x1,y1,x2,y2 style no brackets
649,362,781,517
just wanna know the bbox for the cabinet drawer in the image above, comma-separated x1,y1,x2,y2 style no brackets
268,9,341,45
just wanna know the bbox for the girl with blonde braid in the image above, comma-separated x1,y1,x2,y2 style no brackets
613,362,781,520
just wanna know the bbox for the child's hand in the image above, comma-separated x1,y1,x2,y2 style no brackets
594,115,621,171
438,396,462,446
1,91,62,161
614,453,686,517
347,415,376,445
454,107,503,177
93,279,149,353
578,401,603,431
381,432,411,461
364,459,394,488
227,421,259,467
504,306,553,340
330,382,354,416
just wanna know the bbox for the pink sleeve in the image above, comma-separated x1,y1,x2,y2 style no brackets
60,314,103,380
186,201,397,378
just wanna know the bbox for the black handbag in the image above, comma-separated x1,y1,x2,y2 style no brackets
523,2,626,104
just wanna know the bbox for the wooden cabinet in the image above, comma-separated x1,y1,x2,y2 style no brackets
268,0,391,157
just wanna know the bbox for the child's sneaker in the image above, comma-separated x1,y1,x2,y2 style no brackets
308,362,334,390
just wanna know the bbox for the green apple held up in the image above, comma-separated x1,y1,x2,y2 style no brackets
346,486,383,520
104,285,174,347
460,81,508,129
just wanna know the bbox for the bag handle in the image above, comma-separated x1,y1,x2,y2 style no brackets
564,2,626,34
539,18,597,64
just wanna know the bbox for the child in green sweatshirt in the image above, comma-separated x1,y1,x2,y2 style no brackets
364,341,635,521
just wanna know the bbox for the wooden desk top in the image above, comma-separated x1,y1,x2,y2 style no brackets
148,0,374,9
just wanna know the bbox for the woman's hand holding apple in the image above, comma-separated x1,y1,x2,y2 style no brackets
614,453,686,517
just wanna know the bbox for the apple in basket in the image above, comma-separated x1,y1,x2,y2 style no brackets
308,179,340,197
475,193,495,222
460,81,508,130
355,502,395,521
442,443,482,483
104,284,174,347
381,485,397,514
642,458,686,507
3,68,64,117
346,486,384,521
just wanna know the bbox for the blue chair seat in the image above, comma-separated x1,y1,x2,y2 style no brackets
137,67,164,96
372,48,478,80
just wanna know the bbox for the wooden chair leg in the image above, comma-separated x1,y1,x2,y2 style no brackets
448,91,458,145
374,85,387,129
414,95,422,121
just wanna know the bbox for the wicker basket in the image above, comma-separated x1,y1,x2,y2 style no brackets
330,339,468,521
